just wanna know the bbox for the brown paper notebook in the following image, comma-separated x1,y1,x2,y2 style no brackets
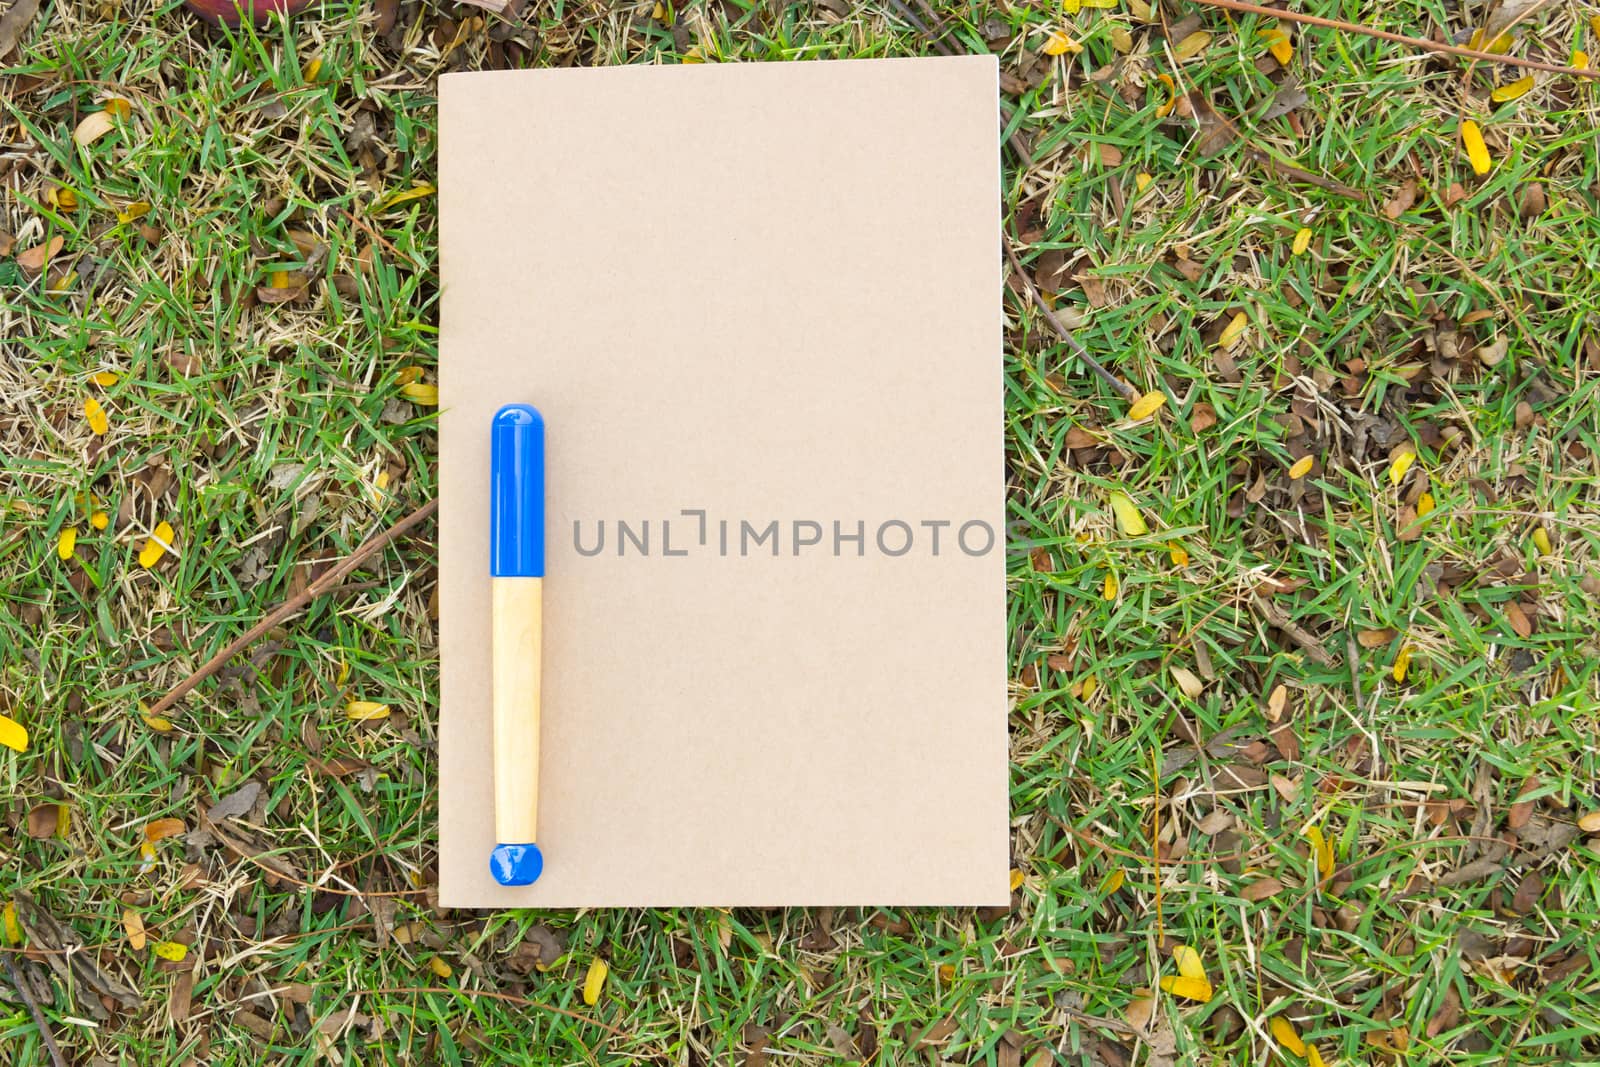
438,57,1006,907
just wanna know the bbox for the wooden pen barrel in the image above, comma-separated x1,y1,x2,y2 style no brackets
492,576,543,844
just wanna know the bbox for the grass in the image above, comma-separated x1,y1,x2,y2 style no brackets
3,0,1600,1062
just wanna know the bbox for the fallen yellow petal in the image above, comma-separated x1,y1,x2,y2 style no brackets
91,510,109,530
1128,391,1167,421
1172,944,1206,980
57,527,77,560
346,701,391,721
1158,974,1213,1002
1173,30,1211,61
303,57,323,81
1,902,20,946
1168,542,1189,567
1288,455,1314,480
1103,573,1118,600
401,382,440,405
1009,868,1025,892
1080,674,1098,700
1135,172,1153,193
1388,449,1416,486
1532,526,1552,556
374,183,437,211
90,370,120,387
1393,645,1412,682
1102,867,1125,893
117,201,151,224
1307,1045,1327,1067
1574,50,1590,70
1271,1016,1308,1056
123,910,146,951
429,955,453,978
0,713,28,753
139,521,175,569
1416,492,1435,518
84,397,109,435
1108,490,1149,536
1491,75,1534,102
1261,27,1293,65
1461,120,1491,176
1218,311,1248,349
583,957,609,1005
1042,31,1082,56
1303,824,1334,878
1155,74,1177,118
141,713,174,733
1292,227,1312,255
152,940,188,962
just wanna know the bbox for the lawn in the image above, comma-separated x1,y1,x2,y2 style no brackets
4,0,1600,1063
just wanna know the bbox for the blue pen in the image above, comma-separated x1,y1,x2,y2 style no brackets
488,404,545,886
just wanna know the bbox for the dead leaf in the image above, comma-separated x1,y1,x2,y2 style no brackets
1383,178,1419,220
0,0,41,58
1508,775,1540,830
25,803,59,838
1357,628,1397,648
1503,600,1533,639
1171,666,1204,699
205,780,262,822
145,817,186,843
1189,403,1217,432
15,235,63,274
1510,870,1542,913
1426,984,1461,1037
73,110,117,147
1241,876,1284,902
1266,684,1287,722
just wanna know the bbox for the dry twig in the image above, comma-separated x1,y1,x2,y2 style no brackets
4,954,67,1067
147,499,438,716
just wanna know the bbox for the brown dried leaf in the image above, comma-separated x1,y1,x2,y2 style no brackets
1426,984,1461,1038
25,803,59,839
1357,627,1397,648
1240,876,1284,902
1507,775,1540,830
1383,178,1419,220
0,0,41,58
15,235,63,274
205,780,262,822
1510,870,1543,914
1189,402,1217,432
145,817,186,843
1504,600,1533,639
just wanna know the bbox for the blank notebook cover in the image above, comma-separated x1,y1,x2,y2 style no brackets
438,57,1005,907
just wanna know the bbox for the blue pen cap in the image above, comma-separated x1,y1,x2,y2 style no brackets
490,404,545,577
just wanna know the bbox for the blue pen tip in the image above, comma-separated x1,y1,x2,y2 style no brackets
490,842,544,886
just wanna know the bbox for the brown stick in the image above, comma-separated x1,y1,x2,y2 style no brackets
1192,0,1600,80
1251,595,1337,668
1004,240,1140,401
5,955,67,1067
147,498,439,717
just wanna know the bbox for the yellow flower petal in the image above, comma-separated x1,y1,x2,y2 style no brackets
1128,391,1167,421
1173,30,1211,61
123,910,146,950
1103,573,1118,600
1271,1017,1308,1056
346,701,391,721
1303,824,1334,878
84,396,109,435
1574,50,1589,70
57,527,77,560
1288,455,1314,480
1388,449,1416,486
1491,75,1535,102
1009,867,1025,892
1261,27,1293,64
583,958,609,1005
1,902,21,946
1042,31,1082,56
117,201,151,224
303,57,323,81
1168,542,1189,567
374,183,437,211
1292,227,1312,256
1461,120,1491,176
91,510,109,530
1108,490,1149,536
1154,74,1177,118
401,382,439,405
1172,944,1206,980
1416,492,1435,518
0,713,28,753
1307,1045,1327,1067
1079,673,1097,700
1135,172,1153,193
1158,974,1213,1002
1532,526,1552,556
1393,644,1412,683
1218,311,1248,349
90,370,120,387
1102,867,1125,893
152,940,188,962
139,521,174,569
429,955,453,978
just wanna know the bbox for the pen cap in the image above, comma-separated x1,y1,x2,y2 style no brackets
490,404,545,577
